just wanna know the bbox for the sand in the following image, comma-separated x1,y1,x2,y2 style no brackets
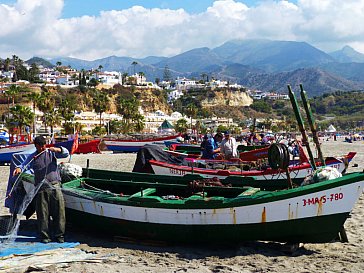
1,138,364,272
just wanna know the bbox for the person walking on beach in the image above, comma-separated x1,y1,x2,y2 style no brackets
13,136,69,243
220,131,238,160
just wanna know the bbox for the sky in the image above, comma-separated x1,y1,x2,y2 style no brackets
1,0,364,61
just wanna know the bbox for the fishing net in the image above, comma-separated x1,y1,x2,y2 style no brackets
0,174,47,244
0,162,83,245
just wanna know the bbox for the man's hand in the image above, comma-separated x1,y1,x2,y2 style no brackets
13,167,22,176
48,147,62,153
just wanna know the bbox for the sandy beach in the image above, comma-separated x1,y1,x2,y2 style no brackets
1,138,364,272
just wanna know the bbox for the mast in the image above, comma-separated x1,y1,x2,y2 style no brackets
287,85,316,170
299,84,326,166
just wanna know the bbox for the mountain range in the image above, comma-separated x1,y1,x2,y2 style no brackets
27,39,364,97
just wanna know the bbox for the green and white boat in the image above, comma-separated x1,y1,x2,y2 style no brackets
61,168,364,245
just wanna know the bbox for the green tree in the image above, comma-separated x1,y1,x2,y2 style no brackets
87,78,99,87
37,88,56,133
132,113,145,133
131,61,138,75
8,105,34,134
45,109,62,134
28,63,40,82
163,65,171,82
26,91,41,134
250,100,272,113
186,103,197,132
5,84,21,106
174,118,188,133
92,91,109,126
117,97,139,133
122,73,128,85
58,94,78,122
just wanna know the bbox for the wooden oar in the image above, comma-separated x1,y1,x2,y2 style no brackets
287,85,316,170
299,84,326,166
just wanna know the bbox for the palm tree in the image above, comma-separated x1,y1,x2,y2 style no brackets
174,118,188,133
37,88,55,133
186,103,198,132
5,84,20,106
133,113,145,133
26,91,41,135
117,97,139,133
58,94,77,122
45,109,62,135
131,61,138,75
138,72,145,85
8,105,34,134
92,91,109,126
122,72,128,85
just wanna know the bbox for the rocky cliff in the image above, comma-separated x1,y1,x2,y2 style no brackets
201,90,253,107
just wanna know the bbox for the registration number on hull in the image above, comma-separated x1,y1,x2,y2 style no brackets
169,168,186,176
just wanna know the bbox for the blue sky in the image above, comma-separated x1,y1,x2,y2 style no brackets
60,0,269,18
0,0,362,60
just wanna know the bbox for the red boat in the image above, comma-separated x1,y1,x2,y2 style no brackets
74,139,102,154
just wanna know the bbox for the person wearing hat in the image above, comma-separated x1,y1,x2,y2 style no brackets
219,131,238,160
13,136,69,243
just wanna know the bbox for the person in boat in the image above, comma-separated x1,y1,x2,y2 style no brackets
13,136,69,243
219,131,238,160
213,131,224,146
201,134,219,159
288,140,300,158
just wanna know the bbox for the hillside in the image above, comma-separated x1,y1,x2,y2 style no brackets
212,39,334,72
28,38,364,97
329,46,364,63
236,68,364,95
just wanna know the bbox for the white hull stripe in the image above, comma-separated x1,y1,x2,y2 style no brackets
64,181,363,226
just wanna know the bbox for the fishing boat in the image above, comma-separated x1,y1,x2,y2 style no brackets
103,134,180,153
0,138,77,165
0,143,34,164
165,142,270,160
74,139,102,154
147,149,356,181
60,165,364,244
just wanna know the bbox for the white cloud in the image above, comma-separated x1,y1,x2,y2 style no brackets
1,0,364,60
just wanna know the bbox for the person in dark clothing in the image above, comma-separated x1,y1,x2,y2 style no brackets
13,136,69,243
201,135,219,159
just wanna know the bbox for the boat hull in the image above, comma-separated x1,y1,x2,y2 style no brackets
0,144,34,164
104,135,179,153
63,174,364,244
149,152,355,181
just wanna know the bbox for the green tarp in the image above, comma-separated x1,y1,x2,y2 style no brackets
159,120,174,130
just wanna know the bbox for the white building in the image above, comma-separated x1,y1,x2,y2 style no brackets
95,71,122,86
38,69,61,83
56,75,78,86
167,89,184,103
175,77,197,91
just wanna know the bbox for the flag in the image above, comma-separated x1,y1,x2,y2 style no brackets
70,132,79,155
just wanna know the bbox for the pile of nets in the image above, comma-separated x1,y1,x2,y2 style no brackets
302,166,342,186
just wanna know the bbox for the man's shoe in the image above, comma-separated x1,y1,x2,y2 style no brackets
41,238,51,243
56,237,65,243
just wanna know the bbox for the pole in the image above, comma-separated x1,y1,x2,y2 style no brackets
299,84,326,166
287,85,316,170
